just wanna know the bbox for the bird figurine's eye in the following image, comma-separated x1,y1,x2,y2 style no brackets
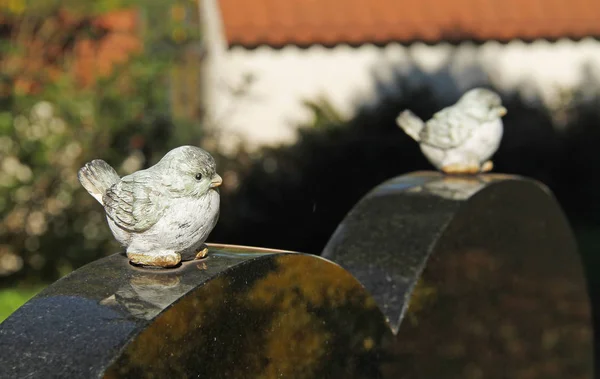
195,173,203,181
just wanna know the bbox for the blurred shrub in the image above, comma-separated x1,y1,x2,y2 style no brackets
0,0,204,285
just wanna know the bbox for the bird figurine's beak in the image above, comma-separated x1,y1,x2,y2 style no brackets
498,106,507,116
210,174,223,188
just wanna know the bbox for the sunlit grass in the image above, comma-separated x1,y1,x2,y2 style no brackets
0,286,45,323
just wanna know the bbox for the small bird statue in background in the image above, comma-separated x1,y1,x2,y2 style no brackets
78,146,222,268
396,88,507,174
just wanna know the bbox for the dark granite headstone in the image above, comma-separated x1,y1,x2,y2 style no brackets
0,172,593,378
323,172,594,377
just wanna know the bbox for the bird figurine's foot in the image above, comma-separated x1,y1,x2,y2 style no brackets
195,244,209,260
481,161,494,173
441,163,480,175
127,250,181,268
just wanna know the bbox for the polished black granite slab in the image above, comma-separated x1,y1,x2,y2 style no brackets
0,246,393,379
323,172,594,377
0,172,593,378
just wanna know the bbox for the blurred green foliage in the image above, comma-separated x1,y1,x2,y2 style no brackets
0,0,204,303
0,286,40,321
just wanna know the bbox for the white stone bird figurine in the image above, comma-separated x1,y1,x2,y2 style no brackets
78,146,222,268
396,88,507,174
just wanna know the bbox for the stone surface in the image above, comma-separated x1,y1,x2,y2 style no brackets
323,172,593,377
0,245,392,379
0,172,593,378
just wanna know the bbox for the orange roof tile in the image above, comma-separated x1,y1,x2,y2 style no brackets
219,0,600,47
74,10,141,87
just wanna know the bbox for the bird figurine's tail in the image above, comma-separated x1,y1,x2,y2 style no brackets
78,159,120,205
396,110,424,142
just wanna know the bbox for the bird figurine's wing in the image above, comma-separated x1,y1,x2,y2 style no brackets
102,175,164,233
419,107,478,149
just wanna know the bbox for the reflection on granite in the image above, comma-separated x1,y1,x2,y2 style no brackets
104,254,391,378
323,171,593,378
100,273,194,320
405,175,489,200
0,246,283,378
0,172,593,378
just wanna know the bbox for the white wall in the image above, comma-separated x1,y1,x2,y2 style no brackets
206,38,600,151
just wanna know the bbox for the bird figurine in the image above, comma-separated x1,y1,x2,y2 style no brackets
396,88,507,174
78,146,222,268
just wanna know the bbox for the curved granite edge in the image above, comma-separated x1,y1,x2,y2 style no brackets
322,171,594,377
322,172,569,331
0,245,393,379
0,245,298,378
102,253,392,379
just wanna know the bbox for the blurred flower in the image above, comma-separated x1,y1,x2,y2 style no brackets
2,155,33,183
26,211,47,236
4,207,27,233
31,101,54,122
59,142,82,167
120,150,145,174
49,118,66,134
0,246,23,277
0,136,15,154
13,186,31,204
